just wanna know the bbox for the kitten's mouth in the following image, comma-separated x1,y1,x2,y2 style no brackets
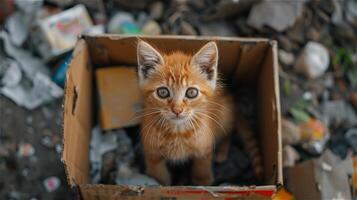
168,115,188,123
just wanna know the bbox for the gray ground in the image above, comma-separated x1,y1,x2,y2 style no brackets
0,96,74,199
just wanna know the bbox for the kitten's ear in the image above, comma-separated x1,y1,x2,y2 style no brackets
137,41,164,84
191,42,218,89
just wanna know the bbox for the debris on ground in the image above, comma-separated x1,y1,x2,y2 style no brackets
0,0,357,199
43,176,61,192
247,0,304,32
294,42,330,79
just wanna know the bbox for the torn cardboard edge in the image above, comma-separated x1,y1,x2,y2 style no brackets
62,34,282,199
78,185,276,199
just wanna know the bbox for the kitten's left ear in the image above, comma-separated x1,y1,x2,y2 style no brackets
191,42,218,89
137,41,164,85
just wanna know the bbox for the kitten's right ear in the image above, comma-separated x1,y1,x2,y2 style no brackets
137,41,164,84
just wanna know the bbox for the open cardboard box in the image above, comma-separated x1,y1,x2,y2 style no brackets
62,35,282,199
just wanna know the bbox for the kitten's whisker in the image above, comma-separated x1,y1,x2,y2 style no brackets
206,100,230,111
131,111,161,121
195,111,227,134
192,116,215,150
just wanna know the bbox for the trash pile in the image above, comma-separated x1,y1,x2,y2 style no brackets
0,0,356,199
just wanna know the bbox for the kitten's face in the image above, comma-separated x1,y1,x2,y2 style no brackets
137,41,218,130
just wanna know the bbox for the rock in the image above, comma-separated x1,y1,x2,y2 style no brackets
180,21,197,35
350,93,357,110
346,0,357,25
235,18,255,36
142,20,162,35
149,1,163,20
345,128,357,153
278,49,295,66
283,145,300,167
247,1,304,32
199,21,236,37
306,27,321,41
202,0,259,20
322,100,357,128
332,0,343,25
286,18,306,44
282,118,300,145
277,35,298,52
113,0,149,10
294,42,330,79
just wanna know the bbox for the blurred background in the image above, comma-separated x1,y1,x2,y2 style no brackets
0,0,356,199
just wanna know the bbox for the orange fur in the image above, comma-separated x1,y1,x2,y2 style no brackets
137,41,233,185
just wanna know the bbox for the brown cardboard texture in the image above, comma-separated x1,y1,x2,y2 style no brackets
62,35,282,199
96,67,141,130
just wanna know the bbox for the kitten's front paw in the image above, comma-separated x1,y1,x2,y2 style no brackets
192,172,214,186
147,169,171,186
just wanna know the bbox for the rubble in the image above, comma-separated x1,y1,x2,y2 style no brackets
315,150,353,200
322,100,357,128
33,4,93,60
247,0,304,32
294,42,330,79
283,145,300,167
0,0,356,199
43,176,61,192
17,143,35,157
107,12,141,34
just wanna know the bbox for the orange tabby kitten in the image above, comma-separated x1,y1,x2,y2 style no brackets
136,41,234,186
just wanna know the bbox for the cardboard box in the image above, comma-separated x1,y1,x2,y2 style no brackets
62,35,282,199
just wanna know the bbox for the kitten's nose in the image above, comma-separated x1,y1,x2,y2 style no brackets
171,106,183,116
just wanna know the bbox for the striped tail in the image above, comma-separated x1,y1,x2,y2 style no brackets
236,112,264,181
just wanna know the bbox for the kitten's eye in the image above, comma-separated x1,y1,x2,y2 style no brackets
156,87,170,99
186,87,199,99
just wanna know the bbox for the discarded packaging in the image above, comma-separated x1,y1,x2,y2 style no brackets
286,150,353,200
33,4,93,60
294,42,330,79
1,72,64,110
0,31,64,109
43,176,61,192
315,150,353,200
52,53,72,87
283,145,300,167
89,126,121,183
300,118,329,154
108,12,141,34
18,143,35,157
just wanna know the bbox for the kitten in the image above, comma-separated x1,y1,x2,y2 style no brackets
136,41,260,186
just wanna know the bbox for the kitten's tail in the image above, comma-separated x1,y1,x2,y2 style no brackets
236,113,264,181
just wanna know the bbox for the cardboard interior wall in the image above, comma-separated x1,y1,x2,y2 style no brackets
62,35,282,199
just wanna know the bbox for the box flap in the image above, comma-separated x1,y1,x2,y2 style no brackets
96,67,142,130
62,39,92,186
